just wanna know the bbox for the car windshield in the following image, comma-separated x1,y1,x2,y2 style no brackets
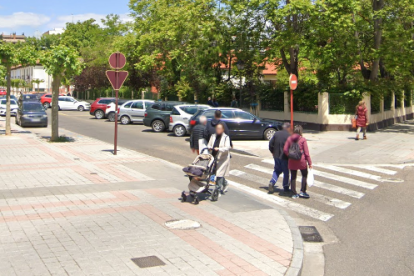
23,103,44,112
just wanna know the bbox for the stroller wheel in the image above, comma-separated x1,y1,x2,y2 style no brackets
211,189,219,202
181,191,187,203
194,197,199,205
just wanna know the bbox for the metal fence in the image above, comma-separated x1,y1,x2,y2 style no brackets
260,91,284,111
328,93,361,114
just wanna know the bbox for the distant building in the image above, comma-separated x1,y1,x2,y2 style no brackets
43,28,65,36
0,33,26,43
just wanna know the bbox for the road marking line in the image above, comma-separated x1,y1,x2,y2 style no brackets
228,180,334,222
313,170,377,189
230,170,351,209
312,181,365,199
249,163,367,197
347,165,397,176
315,165,403,183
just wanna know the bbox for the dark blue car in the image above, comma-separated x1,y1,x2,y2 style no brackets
189,108,283,140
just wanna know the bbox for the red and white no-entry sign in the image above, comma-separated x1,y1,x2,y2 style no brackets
289,74,298,90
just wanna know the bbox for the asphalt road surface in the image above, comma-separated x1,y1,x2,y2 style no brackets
40,110,414,276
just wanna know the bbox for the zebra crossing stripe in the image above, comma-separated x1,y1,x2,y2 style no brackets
313,181,365,199
227,180,334,222
313,170,378,189
317,165,402,183
231,169,352,209
246,163,365,198
347,165,397,176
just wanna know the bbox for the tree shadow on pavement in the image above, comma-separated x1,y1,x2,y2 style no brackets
0,129,31,135
377,121,414,135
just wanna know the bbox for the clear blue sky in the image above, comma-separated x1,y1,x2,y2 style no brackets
0,0,131,36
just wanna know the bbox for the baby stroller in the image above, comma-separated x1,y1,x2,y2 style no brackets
181,148,221,204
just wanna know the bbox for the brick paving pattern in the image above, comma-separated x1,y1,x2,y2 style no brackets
0,121,296,276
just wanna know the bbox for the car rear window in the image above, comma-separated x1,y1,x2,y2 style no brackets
45,95,52,98
171,107,180,115
235,111,254,120
222,110,235,119
23,103,44,112
123,102,132,108
181,106,199,115
151,103,160,110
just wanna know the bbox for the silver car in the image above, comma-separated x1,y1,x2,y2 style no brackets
118,100,154,125
169,104,210,136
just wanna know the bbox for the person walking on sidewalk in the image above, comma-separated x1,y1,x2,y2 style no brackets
355,101,368,140
283,125,312,199
190,116,207,154
268,123,291,194
208,123,231,194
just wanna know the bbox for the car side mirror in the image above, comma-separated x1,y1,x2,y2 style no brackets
253,117,257,122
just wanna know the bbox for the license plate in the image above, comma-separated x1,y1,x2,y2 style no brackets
31,119,41,122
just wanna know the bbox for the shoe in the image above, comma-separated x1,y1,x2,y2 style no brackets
299,192,310,199
292,194,299,199
283,187,290,193
363,136,367,140
268,183,275,194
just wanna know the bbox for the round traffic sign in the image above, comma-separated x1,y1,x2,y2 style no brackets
108,52,126,69
289,74,298,90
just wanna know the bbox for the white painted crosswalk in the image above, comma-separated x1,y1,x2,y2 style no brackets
228,161,403,222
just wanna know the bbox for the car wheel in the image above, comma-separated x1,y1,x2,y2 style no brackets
264,128,277,141
108,112,116,122
152,120,165,132
94,110,104,119
78,105,85,112
43,102,50,109
120,115,131,125
173,125,186,137
15,116,19,126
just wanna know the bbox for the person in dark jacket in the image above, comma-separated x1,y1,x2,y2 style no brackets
204,110,230,143
207,97,214,106
230,97,238,108
212,98,219,107
190,116,207,154
268,123,291,193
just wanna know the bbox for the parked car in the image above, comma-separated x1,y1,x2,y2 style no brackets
40,93,65,109
105,99,131,122
189,108,283,140
143,101,187,132
169,104,210,137
52,96,90,111
15,101,48,127
0,99,18,116
0,89,6,96
118,100,155,125
90,98,116,119
0,95,18,102
19,94,41,102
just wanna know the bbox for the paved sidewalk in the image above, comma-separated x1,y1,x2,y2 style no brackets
233,119,414,165
0,119,302,276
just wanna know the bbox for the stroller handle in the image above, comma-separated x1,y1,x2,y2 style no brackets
200,148,210,154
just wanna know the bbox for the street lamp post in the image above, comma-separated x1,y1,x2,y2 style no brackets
236,60,244,108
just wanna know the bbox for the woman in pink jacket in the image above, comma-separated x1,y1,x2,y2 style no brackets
283,125,313,199
355,101,368,140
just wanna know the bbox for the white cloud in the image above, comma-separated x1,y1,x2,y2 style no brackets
49,13,133,29
0,12,50,29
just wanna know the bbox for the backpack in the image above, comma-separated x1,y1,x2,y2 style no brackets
288,140,302,160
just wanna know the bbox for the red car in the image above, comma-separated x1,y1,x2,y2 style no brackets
40,93,65,108
0,89,6,96
90,98,115,119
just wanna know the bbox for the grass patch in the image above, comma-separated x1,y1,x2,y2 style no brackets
49,135,75,143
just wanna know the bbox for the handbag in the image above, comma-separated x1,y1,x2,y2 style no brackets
351,115,357,129
307,168,314,187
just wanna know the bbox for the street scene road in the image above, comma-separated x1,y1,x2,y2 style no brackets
40,109,414,276
2,0,414,275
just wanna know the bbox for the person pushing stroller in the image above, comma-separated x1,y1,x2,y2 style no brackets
207,123,231,195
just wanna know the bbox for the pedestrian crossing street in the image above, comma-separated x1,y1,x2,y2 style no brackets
229,160,407,222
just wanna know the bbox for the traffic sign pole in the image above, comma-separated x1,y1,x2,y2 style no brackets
289,74,298,130
106,52,128,156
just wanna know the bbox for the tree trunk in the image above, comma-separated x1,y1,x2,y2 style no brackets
5,65,12,136
51,74,61,141
370,0,384,81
